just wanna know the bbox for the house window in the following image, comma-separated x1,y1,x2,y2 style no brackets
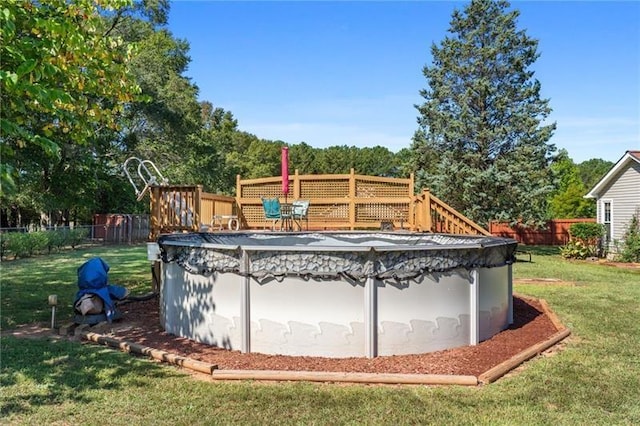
603,201,612,243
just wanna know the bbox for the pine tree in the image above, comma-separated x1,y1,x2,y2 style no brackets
412,0,556,227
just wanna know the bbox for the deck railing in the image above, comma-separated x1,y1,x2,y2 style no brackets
413,189,490,236
149,185,236,239
147,171,489,239
236,169,415,231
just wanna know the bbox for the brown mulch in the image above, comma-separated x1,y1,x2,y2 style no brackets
101,295,560,377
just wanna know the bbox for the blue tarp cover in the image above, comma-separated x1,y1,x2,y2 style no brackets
75,257,127,322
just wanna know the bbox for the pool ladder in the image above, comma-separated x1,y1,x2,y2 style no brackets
123,157,169,201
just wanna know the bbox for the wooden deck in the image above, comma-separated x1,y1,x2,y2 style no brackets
147,170,489,239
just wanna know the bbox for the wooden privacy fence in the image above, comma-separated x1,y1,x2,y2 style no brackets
92,214,149,243
489,218,596,245
147,170,490,239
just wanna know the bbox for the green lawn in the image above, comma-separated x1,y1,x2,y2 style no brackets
2,245,639,425
1,245,152,329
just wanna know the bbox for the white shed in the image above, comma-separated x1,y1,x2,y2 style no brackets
585,151,640,253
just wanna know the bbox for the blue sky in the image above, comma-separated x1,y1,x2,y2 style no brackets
167,1,640,164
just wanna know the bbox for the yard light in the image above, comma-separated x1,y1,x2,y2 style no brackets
48,294,58,329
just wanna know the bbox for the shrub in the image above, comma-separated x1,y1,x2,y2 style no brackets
5,232,31,259
0,233,7,259
46,228,70,253
68,228,88,249
560,240,593,260
617,214,640,263
560,222,605,259
29,231,50,255
1,228,89,259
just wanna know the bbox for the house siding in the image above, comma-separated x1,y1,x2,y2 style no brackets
597,161,640,251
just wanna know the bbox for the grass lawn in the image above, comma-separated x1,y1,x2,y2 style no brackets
1,245,639,424
1,245,152,329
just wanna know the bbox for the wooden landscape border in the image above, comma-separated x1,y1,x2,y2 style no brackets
76,295,570,386
477,294,570,384
80,330,217,375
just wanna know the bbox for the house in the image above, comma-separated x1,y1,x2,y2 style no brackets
585,150,640,253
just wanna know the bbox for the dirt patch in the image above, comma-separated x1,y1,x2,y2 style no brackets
514,278,576,286
598,261,640,270
1,323,63,340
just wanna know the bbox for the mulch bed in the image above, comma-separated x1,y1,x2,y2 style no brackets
105,295,559,377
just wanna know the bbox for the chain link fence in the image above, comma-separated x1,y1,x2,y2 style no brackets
1,215,150,260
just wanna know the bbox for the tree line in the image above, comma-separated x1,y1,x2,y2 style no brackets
1,0,613,229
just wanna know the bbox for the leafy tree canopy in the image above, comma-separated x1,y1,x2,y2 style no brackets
6,0,592,229
578,157,614,191
1,0,141,197
114,18,202,175
412,0,556,227
547,149,594,218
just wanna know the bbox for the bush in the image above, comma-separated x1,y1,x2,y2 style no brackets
68,228,88,248
1,228,89,259
560,240,593,260
0,233,7,259
5,232,31,259
46,228,70,253
568,222,605,241
617,214,640,263
29,231,50,255
560,222,605,259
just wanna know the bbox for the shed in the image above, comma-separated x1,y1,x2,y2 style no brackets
585,150,640,253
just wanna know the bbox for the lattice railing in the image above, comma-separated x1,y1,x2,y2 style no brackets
237,169,414,230
148,174,490,238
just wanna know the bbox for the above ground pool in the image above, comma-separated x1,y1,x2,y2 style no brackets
154,232,517,358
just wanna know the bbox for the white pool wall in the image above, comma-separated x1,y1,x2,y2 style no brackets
157,232,515,358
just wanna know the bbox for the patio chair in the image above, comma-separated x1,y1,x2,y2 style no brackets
291,200,310,231
261,197,282,230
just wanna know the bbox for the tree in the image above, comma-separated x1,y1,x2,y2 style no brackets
578,158,613,191
547,149,594,218
225,136,283,181
186,101,241,194
289,142,320,175
200,101,238,134
412,0,556,227
395,148,416,185
115,24,202,179
356,146,402,177
1,1,240,224
1,0,140,198
62,0,207,202
311,145,401,176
